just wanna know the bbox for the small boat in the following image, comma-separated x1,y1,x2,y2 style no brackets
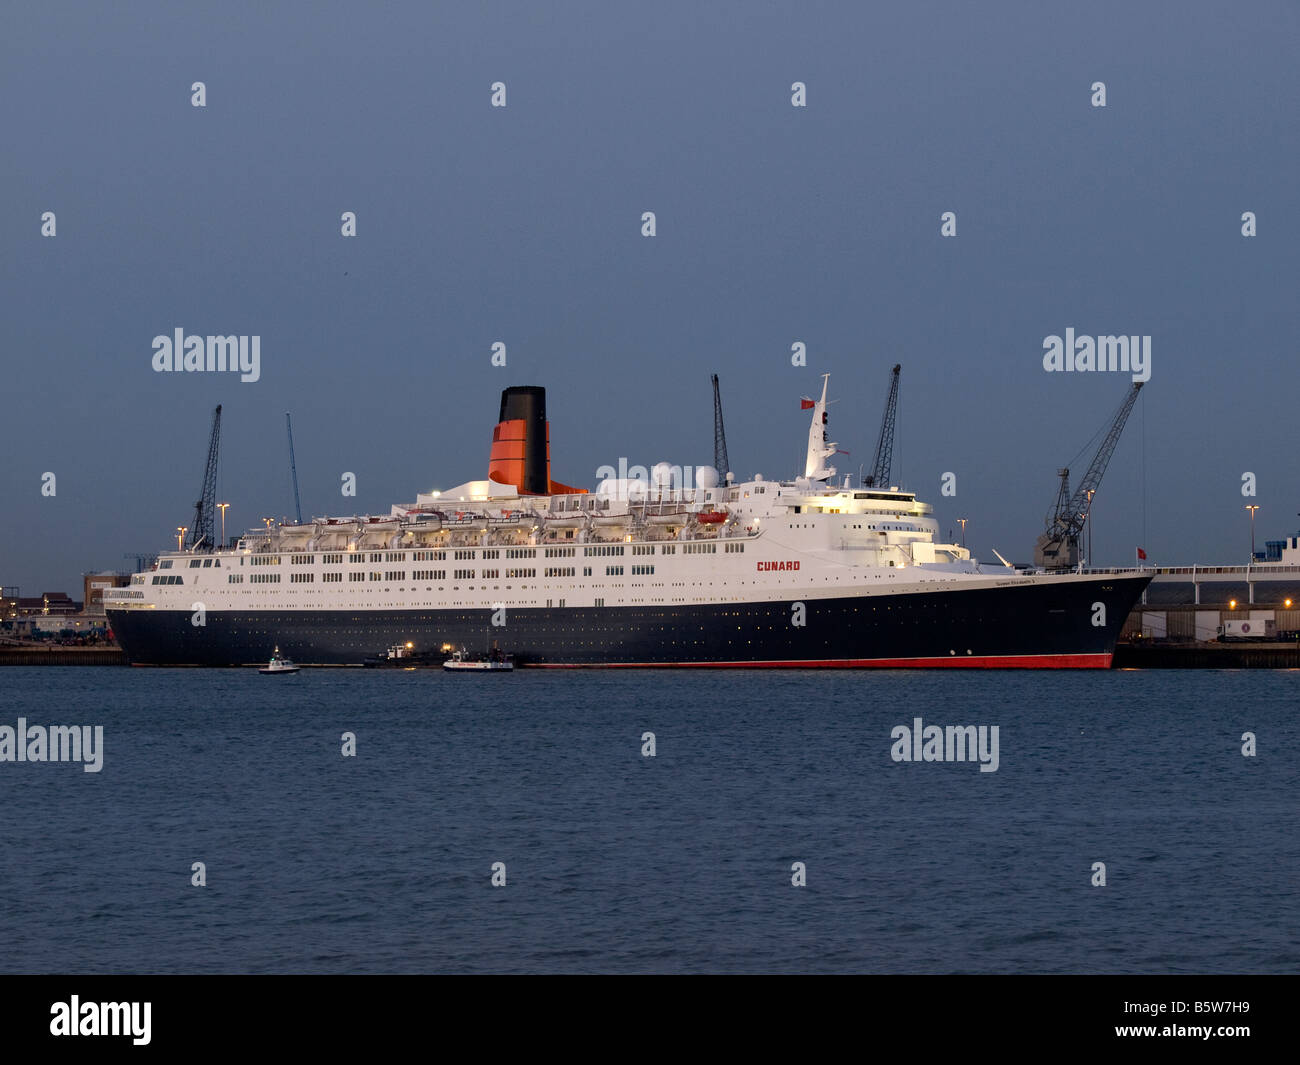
259,646,300,674
695,509,727,524
443,647,514,672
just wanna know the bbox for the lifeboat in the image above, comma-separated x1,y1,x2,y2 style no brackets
448,511,489,531
648,511,687,525
695,510,728,524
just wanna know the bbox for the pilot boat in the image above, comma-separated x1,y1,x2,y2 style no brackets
258,646,301,674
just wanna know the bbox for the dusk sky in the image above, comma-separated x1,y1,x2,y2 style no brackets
2,1,1297,593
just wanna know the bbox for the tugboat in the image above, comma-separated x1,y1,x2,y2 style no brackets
258,646,301,674
442,646,514,672
363,642,421,668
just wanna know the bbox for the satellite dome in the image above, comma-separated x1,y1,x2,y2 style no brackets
695,465,720,489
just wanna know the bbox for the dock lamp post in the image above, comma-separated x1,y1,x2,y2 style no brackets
218,503,230,549
176,526,187,551
1246,505,1259,561
957,518,968,548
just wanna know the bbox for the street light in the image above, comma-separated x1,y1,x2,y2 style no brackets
1246,504,1259,562
957,518,968,548
176,526,187,551
217,503,230,549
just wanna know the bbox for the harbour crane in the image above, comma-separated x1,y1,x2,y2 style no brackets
1034,382,1143,571
286,412,303,525
185,405,222,552
711,374,731,483
864,364,901,488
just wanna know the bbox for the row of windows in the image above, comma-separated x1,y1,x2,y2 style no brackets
171,554,771,598
240,541,733,571
215,569,858,596
724,543,746,553
189,558,223,568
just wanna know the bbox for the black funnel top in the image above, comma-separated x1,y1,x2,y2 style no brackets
499,386,548,495
499,385,546,425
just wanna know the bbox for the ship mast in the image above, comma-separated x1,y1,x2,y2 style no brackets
803,374,837,482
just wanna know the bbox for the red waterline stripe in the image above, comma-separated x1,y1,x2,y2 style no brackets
528,653,1113,670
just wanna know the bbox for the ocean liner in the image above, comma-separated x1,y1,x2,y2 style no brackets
106,380,1150,667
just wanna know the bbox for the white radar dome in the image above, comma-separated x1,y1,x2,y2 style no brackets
695,465,720,490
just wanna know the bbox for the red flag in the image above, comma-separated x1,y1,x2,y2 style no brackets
1136,547,1147,560
800,397,815,410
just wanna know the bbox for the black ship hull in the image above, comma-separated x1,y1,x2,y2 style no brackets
108,574,1151,668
